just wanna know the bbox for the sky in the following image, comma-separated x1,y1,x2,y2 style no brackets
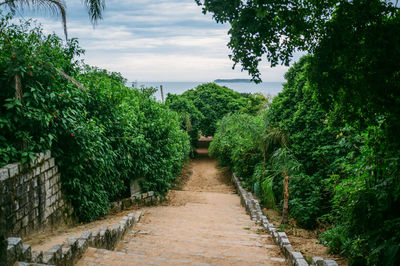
4,0,290,82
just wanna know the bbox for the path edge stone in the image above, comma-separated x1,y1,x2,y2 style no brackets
231,173,338,266
6,211,143,266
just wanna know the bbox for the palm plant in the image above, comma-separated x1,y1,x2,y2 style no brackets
0,0,105,39
268,147,301,224
256,118,301,224
256,116,289,165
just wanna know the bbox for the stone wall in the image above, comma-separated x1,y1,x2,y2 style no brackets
0,151,71,239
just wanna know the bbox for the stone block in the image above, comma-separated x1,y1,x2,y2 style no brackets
40,161,50,173
280,237,290,248
42,252,55,264
34,167,41,176
44,150,52,160
283,244,294,257
32,250,43,263
127,213,135,225
48,158,55,168
312,257,324,266
119,217,129,229
62,246,73,266
319,259,338,266
62,237,78,256
290,251,305,261
110,201,122,212
89,230,100,247
18,262,53,266
147,191,154,197
8,237,23,258
22,216,29,227
145,196,152,204
13,220,22,235
295,258,309,266
80,231,92,241
44,244,62,265
141,192,148,198
20,244,32,261
122,198,131,209
134,211,143,222
7,244,16,265
0,167,9,182
5,163,20,178
76,239,88,257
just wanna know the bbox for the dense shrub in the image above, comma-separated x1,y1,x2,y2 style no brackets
209,112,263,183
210,55,400,264
0,16,190,222
165,93,204,149
166,83,268,142
267,56,339,229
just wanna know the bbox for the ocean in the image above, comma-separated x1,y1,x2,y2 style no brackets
132,81,284,101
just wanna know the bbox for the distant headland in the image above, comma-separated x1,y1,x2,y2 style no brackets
214,79,252,83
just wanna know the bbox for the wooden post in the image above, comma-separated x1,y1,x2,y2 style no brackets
160,85,164,103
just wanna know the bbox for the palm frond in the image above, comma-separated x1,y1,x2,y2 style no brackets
83,0,105,23
1,0,68,39
261,176,276,208
270,147,302,175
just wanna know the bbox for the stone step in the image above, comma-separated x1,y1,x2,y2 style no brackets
77,247,286,266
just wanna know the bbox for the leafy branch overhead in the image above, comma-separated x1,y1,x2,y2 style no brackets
196,0,399,83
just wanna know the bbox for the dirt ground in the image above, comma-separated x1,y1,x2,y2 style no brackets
77,146,287,265
263,209,348,265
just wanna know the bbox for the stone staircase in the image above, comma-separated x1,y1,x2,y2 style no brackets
77,191,287,266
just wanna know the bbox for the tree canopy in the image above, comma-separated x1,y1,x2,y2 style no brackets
195,0,399,80
196,0,400,141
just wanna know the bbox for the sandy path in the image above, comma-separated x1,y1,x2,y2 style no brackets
77,147,287,265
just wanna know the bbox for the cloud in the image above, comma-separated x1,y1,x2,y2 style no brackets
5,0,288,82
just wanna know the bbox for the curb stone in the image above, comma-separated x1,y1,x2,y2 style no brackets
5,211,143,266
231,173,338,266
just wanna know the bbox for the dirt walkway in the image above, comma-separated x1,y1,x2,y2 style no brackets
77,147,287,265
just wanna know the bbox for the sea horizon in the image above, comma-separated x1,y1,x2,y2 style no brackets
132,81,284,101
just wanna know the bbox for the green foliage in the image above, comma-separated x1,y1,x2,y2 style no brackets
165,93,204,149
166,83,268,140
308,1,400,138
0,16,190,222
253,163,275,208
210,53,400,264
321,123,400,265
266,56,338,229
195,0,399,84
209,112,263,185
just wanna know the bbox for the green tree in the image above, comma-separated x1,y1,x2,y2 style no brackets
268,147,301,224
197,0,400,139
165,93,204,149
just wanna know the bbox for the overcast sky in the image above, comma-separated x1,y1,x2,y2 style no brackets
5,0,289,82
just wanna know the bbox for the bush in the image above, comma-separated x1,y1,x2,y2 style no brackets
0,16,190,222
210,112,264,186
166,83,268,141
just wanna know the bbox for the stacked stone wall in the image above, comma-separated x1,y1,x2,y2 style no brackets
0,151,71,239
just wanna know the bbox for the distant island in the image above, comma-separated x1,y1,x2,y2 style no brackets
214,79,252,83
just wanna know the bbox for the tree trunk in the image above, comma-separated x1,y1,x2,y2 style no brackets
15,74,23,103
281,172,290,224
